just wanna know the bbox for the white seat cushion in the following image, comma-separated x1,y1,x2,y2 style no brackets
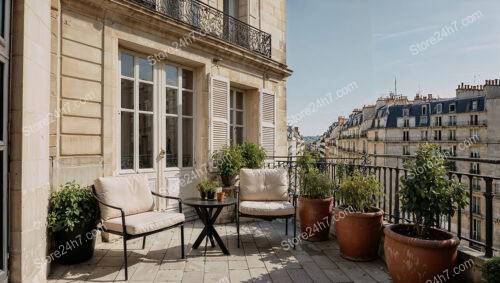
104,211,185,235
94,174,155,220
239,201,294,216
239,168,289,201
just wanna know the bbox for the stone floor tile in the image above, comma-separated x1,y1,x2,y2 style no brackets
129,260,161,281
155,269,183,281
249,268,272,283
228,260,248,270
229,269,252,282
87,267,119,282
182,271,203,283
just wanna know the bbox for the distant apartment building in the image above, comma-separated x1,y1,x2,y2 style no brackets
2,0,291,281
324,79,500,251
287,126,305,157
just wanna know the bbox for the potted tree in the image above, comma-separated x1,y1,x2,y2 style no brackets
240,141,267,169
335,169,383,261
47,181,99,264
212,144,243,186
298,152,334,241
384,144,467,283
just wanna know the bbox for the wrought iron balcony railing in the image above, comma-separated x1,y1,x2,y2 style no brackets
132,0,272,58
264,154,500,258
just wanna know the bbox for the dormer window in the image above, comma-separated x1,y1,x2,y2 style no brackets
449,103,456,112
471,100,478,111
436,103,442,114
403,108,409,116
422,105,427,115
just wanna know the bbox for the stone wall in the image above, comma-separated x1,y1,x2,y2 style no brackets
10,0,52,282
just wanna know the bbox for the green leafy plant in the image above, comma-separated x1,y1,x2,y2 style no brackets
297,151,319,175
300,169,333,199
212,144,243,185
400,144,467,238
240,141,267,169
482,257,500,283
339,169,382,212
47,181,99,233
198,178,219,193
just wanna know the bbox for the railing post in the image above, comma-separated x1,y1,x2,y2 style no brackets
484,177,494,257
395,169,400,224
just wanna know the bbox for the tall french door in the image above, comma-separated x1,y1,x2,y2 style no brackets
0,0,10,281
118,51,195,209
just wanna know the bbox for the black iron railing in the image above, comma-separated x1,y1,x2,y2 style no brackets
265,155,499,258
130,0,272,58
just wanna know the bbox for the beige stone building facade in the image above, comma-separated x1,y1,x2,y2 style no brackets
3,0,292,281
323,80,500,254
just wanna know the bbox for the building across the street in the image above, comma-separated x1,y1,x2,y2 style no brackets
323,80,500,252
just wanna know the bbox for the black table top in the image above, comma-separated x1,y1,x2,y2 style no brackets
183,197,237,208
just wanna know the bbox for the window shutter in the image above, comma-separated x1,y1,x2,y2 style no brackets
209,75,230,154
260,89,276,156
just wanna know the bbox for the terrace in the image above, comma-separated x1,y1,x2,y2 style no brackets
47,154,498,282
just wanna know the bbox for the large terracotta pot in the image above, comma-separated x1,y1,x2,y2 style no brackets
384,224,460,283
334,206,383,261
298,196,333,241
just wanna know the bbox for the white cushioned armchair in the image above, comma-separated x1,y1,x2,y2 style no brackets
237,168,297,249
92,174,185,280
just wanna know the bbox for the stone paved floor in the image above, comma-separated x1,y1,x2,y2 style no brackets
48,220,391,282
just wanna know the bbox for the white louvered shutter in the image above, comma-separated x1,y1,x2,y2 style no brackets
260,90,276,156
209,75,230,154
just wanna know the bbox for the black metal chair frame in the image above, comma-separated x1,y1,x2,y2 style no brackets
236,187,298,250
91,185,185,281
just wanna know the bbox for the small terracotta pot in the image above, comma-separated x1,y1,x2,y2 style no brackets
334,206,383,261
216,192,225,202
298,196,333,241
384,224,460,283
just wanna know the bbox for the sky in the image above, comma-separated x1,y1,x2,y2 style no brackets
286,0,500,136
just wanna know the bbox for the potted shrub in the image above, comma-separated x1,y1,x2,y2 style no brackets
482,257,500,283
240,141,267,169
47,181,99,264
198,179,219,200
335,169,383,261
298,152,334,241
212,144,243,186
384,144,467,283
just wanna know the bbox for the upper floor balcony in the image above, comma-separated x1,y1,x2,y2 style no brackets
132,0,272,58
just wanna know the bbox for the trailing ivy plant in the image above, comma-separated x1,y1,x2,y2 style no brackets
482,257,500,283
400,144,467,238
339,169,382,213
240,141,267,169
47,181,99,233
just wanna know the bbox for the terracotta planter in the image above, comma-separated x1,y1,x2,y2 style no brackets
384,224,460,283
216,192,225,202
334,206,383,261
298,196,333,241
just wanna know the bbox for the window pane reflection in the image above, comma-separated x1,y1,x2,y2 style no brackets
166,116,178,167
121,112,134,169
182,91,193,116
139,114,154,168
121,79,134,109
182,118,193,167
166,88,178,114
139,83,153,111
139,58,153,81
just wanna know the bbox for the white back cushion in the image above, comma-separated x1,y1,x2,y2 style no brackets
239,168,288,201
94,174,155,220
